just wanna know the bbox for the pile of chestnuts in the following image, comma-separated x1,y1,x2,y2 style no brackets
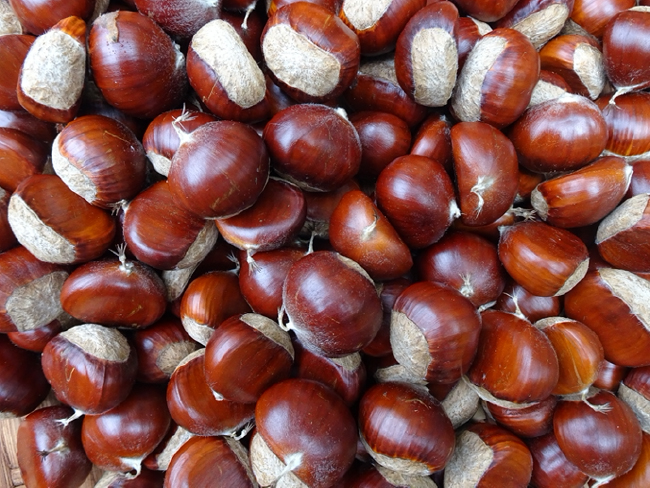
1,0,650,486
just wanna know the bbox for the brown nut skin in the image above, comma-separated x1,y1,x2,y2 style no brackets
89,11,187,119
0,34,34,111
451,28,540,129
444,422,534,488
565,267,650,368
449,0,519,22
526,432,589,488
359,381,455,476
508,93,607,174
133,0,220,39
0,108,56,143
485,395,557,439
81,383,171,474
390,281,482,384
494,279,562,323
7,0,94,35
554,390,643,481
600,431,650,487
282,250,383,357
570,0,635,38
363,277,411,358
253,378,357,488
595,359,629,392
17,405,92,488
0,127,48,192
164,436,257,488
596,92,650,159
531,156,632,229
498,221,589,297
467,310,560,405
603,8,650,91
261,2,360,103
60,258,167,329
41,324,138,415
451,121,519,227
627,160,650,198
456,17,491,70
409,112,453,173
376,155,459,249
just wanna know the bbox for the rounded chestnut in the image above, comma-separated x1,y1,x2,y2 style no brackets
527,432,589,488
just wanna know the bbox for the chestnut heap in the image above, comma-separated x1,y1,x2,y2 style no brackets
1,0,650,487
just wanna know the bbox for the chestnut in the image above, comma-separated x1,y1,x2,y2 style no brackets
133,0,220,39
527,432,589,488
0,127,48,192
495,0,574,49
570,0,635,38
7,0,95,35
363,277,411,358
456,16,491,71
596,91,650,160
409,112,453,173
494,279,562,323
595,359,629,392
599,431,650,487
251,378,357,487
0,34,34,111
485,395,558,439
450,0,519,22
528,69,571,107
619,366,650,434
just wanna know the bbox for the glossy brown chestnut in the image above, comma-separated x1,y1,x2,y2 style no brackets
554,390,642,482
570,0,634,38
60,256,166,329
359,381,454,475
451,28,539,128
17,405,91,488
528,69,572,107
456,17,491,70
595,359,629,392
0,333,49,417
167,349,255,436
390,281,482,384
282,250,383,357
133,0,220,39
627,159,650,197
394,1,459,107
205,313,294,404
498,221,589,297
52,114,147,208
409,112,453,173
7,319,63,353
186,19,270,123
600,431,650,487
261,2,360,103
495,0,574,49
168,120,270,219
252,379,357,487
329,190,412,281
494,279,562,323
444,422,533,487
0,34,34,111
0,127,48,192
363,277,411,358
416,231,506,308
301,179,360,238
486,395,558,439
531,156,632,228
165,436,257,487
179,270,251,345
8,0,94,34
123,181,218,271
0,108,56,143
94,468,165,487
132,316,198,384
41,323,138,415
596,92,650,159
376,155,459,249
142,108,217,177
509,93,607,174
449,0,519,22
268,0,341,16
467,310,559,405
263,104,361,192
7,174,116,264
527,432,589,488
89,11,187,119
343,55,428,128
451,121,519,226
565,267,650,367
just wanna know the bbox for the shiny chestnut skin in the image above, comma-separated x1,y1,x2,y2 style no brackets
450,0,519,22
8,0,94,35
0,127,48,192
596,92,650,159
350,111,411,179
376,155,459,249
600,431,650,487
263,104,361,192
0,108,56,143
527,432,589,488
252,379,357,488
390,281,482,384
417,231,506,308
339,0,426,56
17,405,92,488
467,310,559,405
8,320,63,353
498,221,589,297
451,28,540,128
89,11,187,119
0,333,50,417
329,190,413,281
554,390,643,481
52,114,147,208
165,436,257,487
595,359,629,392
409,112,453,173
603,8,650,90
82,383,171,474
168,120,270,220
359,381,454,476
220,8,265,64
41,323,138,415
570,0,635,38
456,17,491,70
0,34,34,111
133,0,220,39
627,159,650,198
451,121,519,226
282,250,383,357
60,257,166,329
619,366,650,434
485,395,557,439
261,2,360,103
268,0,341,16
509,93,607,174
495,279,562,323
7,174,116,265
444,422,533,487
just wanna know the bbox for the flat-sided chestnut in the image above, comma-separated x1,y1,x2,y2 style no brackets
595,359,629,392
596,92,650,160
495,0,574,49
409,113,453,172
0,127,48,192
527,432,589,488
0,34,34,111
485,395,557,439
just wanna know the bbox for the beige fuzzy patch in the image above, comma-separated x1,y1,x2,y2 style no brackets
359,55,399,85
0,0,21,35
149,427,194,471
528,79,567,107
530,186,548,220
20,29,85,110
361,432,432,476
192,20,265,108
162,264,198,302
377,466,437,488
157,341,199,375
6,271,68,332
263,24,341,98
442,380,480,429
62,324,131,362
341,0,392,31
390,310,431,379
175,221,219,270
444,430,493,488
452,36,507,122
600,268,650,333
511,4,569,49
374,364,428,385
250,433,307,487
411,28,458,107
618,383,650,434
51,135,97,204
469,17,492,36
330,352,361,371
574,43,606,99
596,194,648,244
8,194,76,264
226,437,260,487
147,151,172,177
555,258,589,296
181,316,213,346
